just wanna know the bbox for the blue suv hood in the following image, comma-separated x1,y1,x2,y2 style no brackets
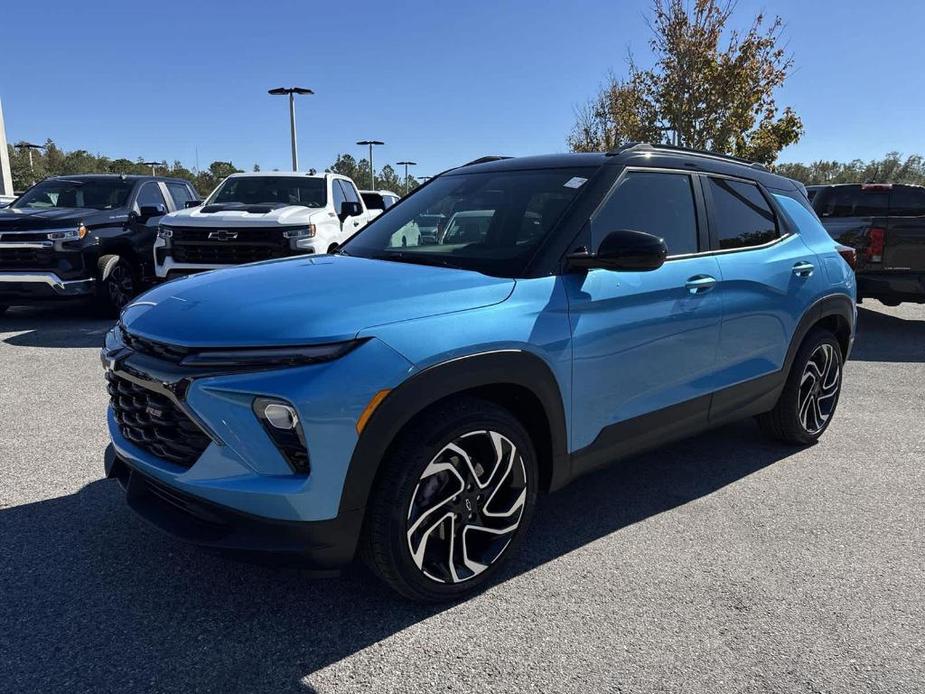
121,255,515,346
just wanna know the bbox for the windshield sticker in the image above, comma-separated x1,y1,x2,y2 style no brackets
563,177,587,189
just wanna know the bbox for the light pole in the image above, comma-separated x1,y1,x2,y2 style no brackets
356,140,384,190
417,175,432,182
16,142,44,171
396,160,416,194
143,161,164,176
269,87,314,171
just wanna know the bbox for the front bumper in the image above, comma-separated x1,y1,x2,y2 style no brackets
105,445,363,571
0,271,95,300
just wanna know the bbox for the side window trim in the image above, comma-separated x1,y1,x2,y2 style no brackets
589,166,705,259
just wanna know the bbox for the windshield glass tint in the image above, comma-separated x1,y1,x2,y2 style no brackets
209,176,327,207
342,168,591,277
13,179,133,210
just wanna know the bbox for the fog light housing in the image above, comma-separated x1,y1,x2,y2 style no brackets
253,397,309,474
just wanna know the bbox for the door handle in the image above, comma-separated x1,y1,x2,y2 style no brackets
685,275,717,294
792,261,814,278
353,220,360,227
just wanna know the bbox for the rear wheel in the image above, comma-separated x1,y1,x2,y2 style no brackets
361,397,538,602
96,255,137,317
757,328,843,444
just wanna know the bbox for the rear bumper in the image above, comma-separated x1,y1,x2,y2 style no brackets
104,444,364,571
857,271,925,303
0,271,95,301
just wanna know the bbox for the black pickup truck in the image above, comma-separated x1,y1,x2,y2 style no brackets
0,174,199,315
807,183,925,305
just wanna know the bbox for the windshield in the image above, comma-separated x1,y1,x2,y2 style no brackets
13,179,133,210
208,176,327,208
342,167,592,277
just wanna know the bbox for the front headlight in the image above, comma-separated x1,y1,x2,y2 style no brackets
157,225,174,239
47,224,88,241
282,224,316,239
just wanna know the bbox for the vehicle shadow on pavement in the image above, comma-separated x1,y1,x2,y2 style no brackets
0,419,795,692
849,306,925,363
0,304,114,348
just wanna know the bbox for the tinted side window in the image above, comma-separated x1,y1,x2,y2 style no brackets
136,182,166,210
814,185,889,218
339,180,361,204
708,178,777,249
592,171,698,255
383,195,398,209
890,186,925,216
166,182,194,208
331,180,347,211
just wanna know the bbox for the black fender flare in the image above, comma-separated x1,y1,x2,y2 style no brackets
783,293,855,372
337,349,570,515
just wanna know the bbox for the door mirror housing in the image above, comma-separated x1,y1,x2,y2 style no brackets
340,201,362,219
136,204,166,220
568,229,668,272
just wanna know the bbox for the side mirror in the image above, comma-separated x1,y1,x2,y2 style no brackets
184,200,202,208
340,201,362,218
568,229,667,272
137,204,166,220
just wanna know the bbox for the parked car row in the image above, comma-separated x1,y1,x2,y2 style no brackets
0,171,378,314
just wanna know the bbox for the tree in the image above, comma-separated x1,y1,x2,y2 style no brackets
569,0,803,165
776,153,925,186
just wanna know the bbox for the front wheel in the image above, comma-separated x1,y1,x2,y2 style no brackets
757,328,844,444
361,397,538,602
96,256,137,317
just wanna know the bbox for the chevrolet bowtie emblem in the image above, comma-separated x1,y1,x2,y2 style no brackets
209,230,238,241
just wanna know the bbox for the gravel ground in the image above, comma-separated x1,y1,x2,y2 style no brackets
0,300,922,693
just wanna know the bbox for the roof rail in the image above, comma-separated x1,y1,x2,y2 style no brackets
607,142,768,171
461,155,512,167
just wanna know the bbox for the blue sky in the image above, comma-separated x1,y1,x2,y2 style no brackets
2,0,923,176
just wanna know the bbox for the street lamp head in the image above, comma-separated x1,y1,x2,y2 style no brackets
356,140,384,146
16,142,43,150
396,161,417,166
268,87,314,96
142,161,162,167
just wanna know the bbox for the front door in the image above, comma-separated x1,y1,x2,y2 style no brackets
566,169,723,457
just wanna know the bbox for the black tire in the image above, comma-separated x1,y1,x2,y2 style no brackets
96,255,137,317
361,397,539,602
757,328,844,445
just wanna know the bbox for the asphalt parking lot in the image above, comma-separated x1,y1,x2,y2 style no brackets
0,300,922,693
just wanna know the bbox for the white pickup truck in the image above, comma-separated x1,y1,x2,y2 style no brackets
153,171,373,279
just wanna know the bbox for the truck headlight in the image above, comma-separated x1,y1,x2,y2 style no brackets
47,224,88,241
157,226,174,239
283,224,315,239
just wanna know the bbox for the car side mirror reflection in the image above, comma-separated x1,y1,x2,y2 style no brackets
568,229,668,272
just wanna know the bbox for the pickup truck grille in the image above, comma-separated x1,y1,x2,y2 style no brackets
168,226,295,266
0,247,56,268
106,371,211,467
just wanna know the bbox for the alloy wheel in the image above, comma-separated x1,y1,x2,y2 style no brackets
798,342,841,435
107,264,134,309
406,430,527,584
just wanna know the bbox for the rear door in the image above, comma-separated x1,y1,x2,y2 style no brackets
706,175,825,390
884,185,925,271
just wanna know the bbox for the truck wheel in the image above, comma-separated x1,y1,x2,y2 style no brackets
757,328,844,445
96,255,137,317
361,397,538,602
